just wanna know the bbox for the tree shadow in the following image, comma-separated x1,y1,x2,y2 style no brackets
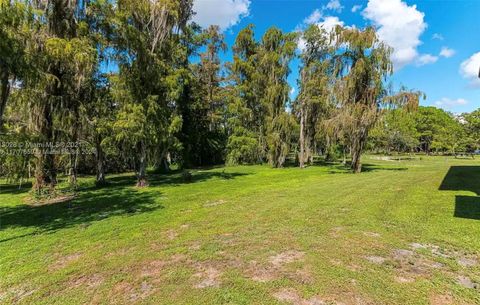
0,188,161,241
0,168,249,241
439,166,480,220
320,162,408,174
360,164,408,172
0,169,249,195
0,182,33,195
454,196,480,219
87,170,249,189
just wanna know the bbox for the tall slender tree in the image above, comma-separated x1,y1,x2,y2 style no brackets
295,25,334,168
226,24,261,165
182,25,227,166
0,0,34,130
258,27,297,167
20,0,96,194
332,27,393,173
112,0,193,186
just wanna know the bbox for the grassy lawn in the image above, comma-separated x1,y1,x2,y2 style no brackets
1,156,480,304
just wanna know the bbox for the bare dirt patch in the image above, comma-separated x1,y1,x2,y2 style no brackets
140,260,168,278
110,280,155,303
50,253,83,271
272,288,326,305
410,243,428,250
390,248,435,278
363,232,381,238
245,260,279,282
204,199,226,207
3,286,36,303
394,275,415,283
189,241,202,251
139,254,189,278
25,194,76,206
129,281,155,302
70,274,104,289
289,268,314,284
429,293,454,305
457,257,477,268
392,249,414,260
166,229,178,240
329,226,344,238
364,256,386,265
244,250,306,283
270,250,305,267
456,276,479,289
409,243,478,270
193,265,222,288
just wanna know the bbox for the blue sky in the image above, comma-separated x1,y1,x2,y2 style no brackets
192,0,480,113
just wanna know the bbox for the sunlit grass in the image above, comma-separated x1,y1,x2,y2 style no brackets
1,156,479,304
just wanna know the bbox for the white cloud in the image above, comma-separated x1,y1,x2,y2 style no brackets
417,54,438,66
290,87,296,95
351,5,362,13
318,16,345,33
460,52,480,88
192,0,250,31
434,97,468,109
432,33,444,40
298,15,345,50
439,47,455,58
325,0,344,12
304,1,344,24
362,0,427,69
304,9,322,24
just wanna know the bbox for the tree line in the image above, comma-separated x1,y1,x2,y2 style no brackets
0,0,477,197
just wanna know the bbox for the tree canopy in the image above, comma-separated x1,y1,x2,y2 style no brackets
0,0,477,199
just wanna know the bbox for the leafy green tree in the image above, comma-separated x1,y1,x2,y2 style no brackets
112,0,193,186
295,24,334,167
332,27,419,173
226,25,261,165
179,25,227,167
14,1,97,195
464,109,480,152
369,108,419,154
414,106,461,154
0,0,35,130
257,27,297,167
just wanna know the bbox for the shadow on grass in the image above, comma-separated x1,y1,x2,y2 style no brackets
320,162,408,174
439,166,480,220
0,169,249,241
0,182,33,195
361,164,408,172
88,170,248,189
0,188,160,240
0,169,249,194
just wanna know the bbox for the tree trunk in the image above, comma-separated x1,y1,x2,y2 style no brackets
95,135,106,185
299,104,305,168
351,144,362,173
68,151,78,187
350,128,368,173
156,149,170,173
33,102,57,195
136,140,148,187
68,119,79,187
0,68,10,130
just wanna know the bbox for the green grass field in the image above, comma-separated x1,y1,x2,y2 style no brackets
1,156,479,304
